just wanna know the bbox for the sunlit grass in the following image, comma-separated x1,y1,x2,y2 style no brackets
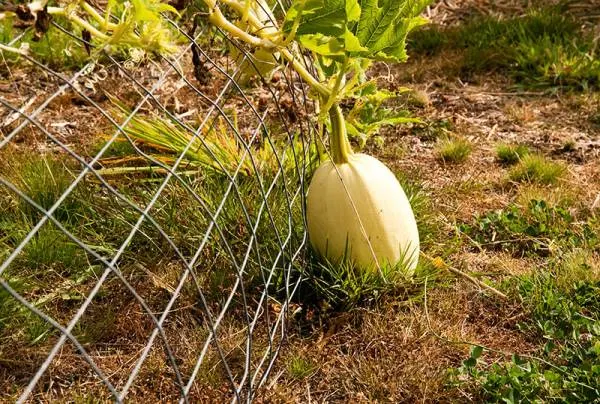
435,137,472,164
509,154,565,185
409,7,600,89
496,143,529,165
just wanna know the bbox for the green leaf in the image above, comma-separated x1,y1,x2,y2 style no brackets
346,121,360,138
463,357,477,368
298,34,345,56
471,345,484,360
343,29,367,53
371,16,428,61
131,0,159,22
352,0,431,62
153,2,180,16
355,0,403,48
286,0,347,37
346,0,361,22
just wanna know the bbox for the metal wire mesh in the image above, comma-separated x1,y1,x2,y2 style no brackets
0,7,317,402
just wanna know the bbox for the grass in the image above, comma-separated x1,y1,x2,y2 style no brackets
398,173,436,247
287,355,316,379
408,7,600,89
301,254,432,310
100,103,316,178
509,154,565,185
516,184,577,209
0,146,310,380
9,156,85,224
1,2,599,400
22,224,87,274
435,136,472,164
495,143,529,165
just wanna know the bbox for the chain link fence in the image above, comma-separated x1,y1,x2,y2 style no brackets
0,7,317,401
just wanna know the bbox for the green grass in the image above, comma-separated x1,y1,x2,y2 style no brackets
449,253,600,402
10,156,85,224
22,224,88,275
397,173,438,251
495,143,529,165
302,254,428,310
509,154,565,185
408,7,600,89
435,137,472,164
287,355,316,380
0,145,312,354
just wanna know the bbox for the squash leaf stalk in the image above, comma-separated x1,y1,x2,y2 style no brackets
329,105,352,164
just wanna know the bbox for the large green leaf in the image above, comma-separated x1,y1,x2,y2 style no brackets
353,0,430,61
355,0,403,48
285,0,364,55
284,0,347,37
287,0,430,62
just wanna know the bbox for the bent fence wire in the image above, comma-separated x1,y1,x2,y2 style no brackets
0,8,318,403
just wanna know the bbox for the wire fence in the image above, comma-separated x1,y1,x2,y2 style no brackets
0,6,317,402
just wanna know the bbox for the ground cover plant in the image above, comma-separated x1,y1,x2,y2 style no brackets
0,0,599,402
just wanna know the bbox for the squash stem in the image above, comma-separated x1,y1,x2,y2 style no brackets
329,104,352,164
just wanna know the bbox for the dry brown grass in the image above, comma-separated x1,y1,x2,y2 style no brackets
260,278,536,402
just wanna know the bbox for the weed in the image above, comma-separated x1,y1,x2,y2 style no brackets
287,355,316,379
300,245,437,310
0,277,25,331
460,199,598,256
509,154,565,185
406,89,430,108
504,103,535,123
495,143,529,165
74,308,117,344
435,137,472,164
102,103,316,178
0,279,54,345
24,313,53,345
449,255,600,402
97,136,138,158
516,184,576,209
412,119,453,142
407,27,447,55
561,139,577,152
555,250,600,288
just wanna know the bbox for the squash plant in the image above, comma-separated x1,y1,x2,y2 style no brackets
199,0,429,273
3,0,429,274
0,0,180,58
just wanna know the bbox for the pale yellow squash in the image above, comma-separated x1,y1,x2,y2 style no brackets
306,153,420,274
